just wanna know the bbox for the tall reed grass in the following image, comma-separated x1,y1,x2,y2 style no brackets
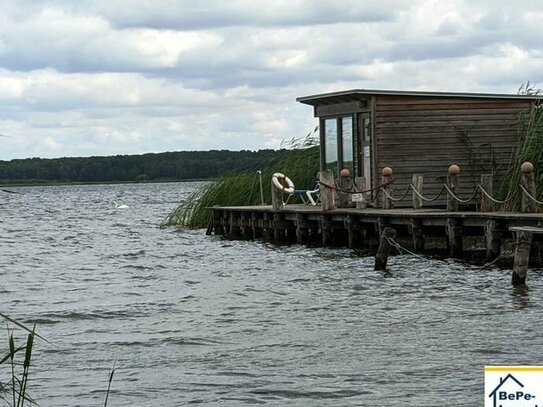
161,133,320,229
499,105,543,211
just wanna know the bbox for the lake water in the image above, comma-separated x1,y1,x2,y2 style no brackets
1,182,542,406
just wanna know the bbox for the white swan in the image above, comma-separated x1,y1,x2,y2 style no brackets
113,200,129,209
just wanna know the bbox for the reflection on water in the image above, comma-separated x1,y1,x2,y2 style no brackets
1,182,542,406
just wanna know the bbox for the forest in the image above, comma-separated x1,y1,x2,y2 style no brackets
0,149,286,184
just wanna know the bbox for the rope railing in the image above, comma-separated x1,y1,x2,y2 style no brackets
314,162,543,211
478,185,518,204
410,183,446,202
519,185,543,205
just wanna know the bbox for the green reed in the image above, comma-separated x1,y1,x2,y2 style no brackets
161,135,320,229
498,106,543,211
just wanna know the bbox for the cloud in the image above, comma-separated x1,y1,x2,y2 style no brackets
1,0,543,160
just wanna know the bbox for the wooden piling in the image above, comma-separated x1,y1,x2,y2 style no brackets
480,174,494,212
321,215,333,247
446,217,463,257
273,212,287,243
447,165,460,211
374,227,397,271
412,174,423,210
296,213,309,245
511,228,533,285
320,170,335,211
485,219,501,261
521,162,536,213
271,179,283,210
410,219,425,252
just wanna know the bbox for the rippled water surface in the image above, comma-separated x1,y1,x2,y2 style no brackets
1,183,542,406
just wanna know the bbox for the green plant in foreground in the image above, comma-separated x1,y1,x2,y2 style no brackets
0,313,39,407
161,135,320,229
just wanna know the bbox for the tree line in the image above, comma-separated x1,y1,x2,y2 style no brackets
0,150,287,184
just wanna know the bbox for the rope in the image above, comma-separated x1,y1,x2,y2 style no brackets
520,185,543,205
381,184,411,202
385,236,426,260
444,184,479,204
478,185,518,204
410,184,446,202
319,178,394,194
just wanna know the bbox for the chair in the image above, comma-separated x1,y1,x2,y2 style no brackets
288,178,320,206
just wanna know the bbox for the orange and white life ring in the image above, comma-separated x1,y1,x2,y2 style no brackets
272,172,295,194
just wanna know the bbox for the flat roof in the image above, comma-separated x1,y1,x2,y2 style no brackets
296,89,541,106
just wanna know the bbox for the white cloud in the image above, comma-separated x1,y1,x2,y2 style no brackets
1,0,543,160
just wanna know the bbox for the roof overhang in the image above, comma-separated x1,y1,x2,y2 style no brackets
296,88,541,106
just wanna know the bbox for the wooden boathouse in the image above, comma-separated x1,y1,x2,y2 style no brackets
297,89,537,206
209,89,543,285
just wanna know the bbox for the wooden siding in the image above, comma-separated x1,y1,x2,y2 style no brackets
374,96,533,207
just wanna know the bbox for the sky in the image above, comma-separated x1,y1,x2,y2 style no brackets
1,0,543,160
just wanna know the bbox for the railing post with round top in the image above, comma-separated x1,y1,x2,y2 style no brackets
521,162,536,213
338,168,351,208
382,167,393,210
447,165,460,211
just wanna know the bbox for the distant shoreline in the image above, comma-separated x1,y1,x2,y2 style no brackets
0,178,212,188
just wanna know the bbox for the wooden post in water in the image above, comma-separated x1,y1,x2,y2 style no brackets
382,167,393,209
510,227,534,285
447,165,460,211
374,227,396,271
355,177,367,209
320,170,335,211
412,174,423,210
271,179,283,210
521,162,536,213
338,168,351,208
480,174,494,212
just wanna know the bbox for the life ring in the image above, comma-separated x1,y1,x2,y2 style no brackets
272,172,295,194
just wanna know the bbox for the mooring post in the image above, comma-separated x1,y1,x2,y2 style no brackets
412,174,423,210
447,165,460,211
521,162,536,213
512,229,533,285
382,167,393,209
485,219,502,261
480,174,494,212
271,178,283,210
375,227,396,271
320,169,335,211
355,177,367,209
338,168,351,208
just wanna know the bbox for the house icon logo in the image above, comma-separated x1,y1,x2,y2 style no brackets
485,366,543,407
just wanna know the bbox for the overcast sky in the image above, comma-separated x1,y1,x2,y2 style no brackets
1,0,543,160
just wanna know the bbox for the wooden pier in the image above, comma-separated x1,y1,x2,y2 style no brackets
207,163,543,285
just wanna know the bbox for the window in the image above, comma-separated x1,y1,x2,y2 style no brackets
342,116,353,176
324,118,338,176
322,116,354,178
